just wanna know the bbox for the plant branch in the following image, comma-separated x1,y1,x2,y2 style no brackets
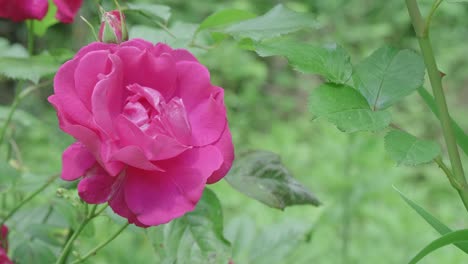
406,0,468,212
55,203,110,264
71,223,130,264
0,174,58,226
424,0,443,36
0,80,52,146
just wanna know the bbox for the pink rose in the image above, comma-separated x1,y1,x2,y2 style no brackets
0,225,11,264
0,248,12,264
0,0,82,23
53,0,83,24
49,39,234,227
0,0,48,22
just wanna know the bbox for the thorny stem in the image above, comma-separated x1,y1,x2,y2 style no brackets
55,204,110,264
70,223,130,264
405,0,468,212
0,80,52,146
0,174,58,226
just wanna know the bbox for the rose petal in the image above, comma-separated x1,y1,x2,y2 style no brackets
124,146,223,226
78,165,118,204
53,0,83,23
0,0,48,22
116,47,177,100
112,146,164,171
108,179,147,227
74,50,112,109
92,54,124,138
116,115,189,161
61,142,95,181
174,61,216,110
75,42,115,58
189,96,226,146
206,125,235,184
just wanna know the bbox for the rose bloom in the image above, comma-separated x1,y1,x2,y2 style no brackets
0,225,12,264
49,39,234,227
0,0,82,23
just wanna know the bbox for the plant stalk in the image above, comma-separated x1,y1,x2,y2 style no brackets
405,0,468,211
0,174,58,226
71,223,130,264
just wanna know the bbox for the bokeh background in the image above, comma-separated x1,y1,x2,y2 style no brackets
1,0,468,263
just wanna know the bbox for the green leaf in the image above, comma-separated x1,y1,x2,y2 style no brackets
309,83,391,132
385,130,440,166
395,187,468,254
255,39,352,83
249,221,312,264
198,9,257,32
127,3,171,23
408,229,468,264
353,46,425,110
0,55,61,84
25,224,63,246
0,159,20,193
12,240,55,264
226,150,320,210
0,38,28,58
417,87,468,156
31,0,59,37
129,22,199,50
146,189,231,264
224,4,315,41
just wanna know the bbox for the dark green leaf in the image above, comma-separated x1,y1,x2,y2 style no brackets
255,39,352,83
224,4,316,41
0,55,60,84
395,187,468,254
309,83,391,132
353,46,425,110
408,229,468,264
146,189,231,264
226,150,320,209
417,87,468,156
385,130,440,166
198,9,257,32
127,3,171,23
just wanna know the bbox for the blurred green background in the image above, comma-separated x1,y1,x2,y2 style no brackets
1,0,468,263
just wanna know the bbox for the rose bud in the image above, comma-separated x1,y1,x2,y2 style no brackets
99,10,128,44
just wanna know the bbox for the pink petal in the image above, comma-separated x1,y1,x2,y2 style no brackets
61,142,95,181
75,42,115,58
170,49,198,63
112,146,164,171
124,146,223,226
53,0,82,23
120,39,154,50
116,115,189,161
174,62,216,110
158,97,192,145
108,179,147,227
0,0,48,22
206,125,235,184
127,83,163,110
74,50,112,109
92,54,124,138
78,165,118,204
189,96,226,146
115,47,177,100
